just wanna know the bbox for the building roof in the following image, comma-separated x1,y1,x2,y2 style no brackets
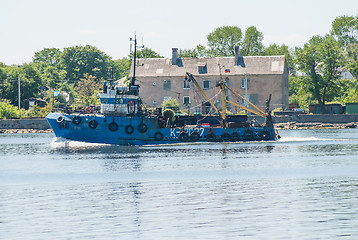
131,55,286,77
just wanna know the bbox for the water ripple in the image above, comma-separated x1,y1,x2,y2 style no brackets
1,129,358,239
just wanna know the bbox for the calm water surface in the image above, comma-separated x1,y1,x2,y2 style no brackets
1,129,358,239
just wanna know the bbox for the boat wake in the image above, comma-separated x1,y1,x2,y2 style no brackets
50,137,110,151
50,137,139,154
278,136,347,143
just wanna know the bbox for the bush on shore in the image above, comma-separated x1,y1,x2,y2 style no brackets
0,99,52,119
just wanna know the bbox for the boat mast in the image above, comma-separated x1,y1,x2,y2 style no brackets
220,83,227,126
218,64,227,127
130,35,137,87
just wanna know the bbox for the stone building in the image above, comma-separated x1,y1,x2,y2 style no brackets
129,48,289,114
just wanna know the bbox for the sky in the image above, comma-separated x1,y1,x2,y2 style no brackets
1,0,357,65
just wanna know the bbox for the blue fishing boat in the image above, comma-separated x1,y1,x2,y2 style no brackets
46,38,279,146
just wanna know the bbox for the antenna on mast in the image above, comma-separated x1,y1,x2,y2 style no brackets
129,34,145,96
129,35,139,95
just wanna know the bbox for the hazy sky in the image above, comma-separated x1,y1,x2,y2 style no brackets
1,0,357,65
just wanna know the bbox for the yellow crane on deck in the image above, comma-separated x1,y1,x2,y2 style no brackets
185,72,268,128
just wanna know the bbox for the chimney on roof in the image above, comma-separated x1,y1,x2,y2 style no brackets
234,46,240,65
172,48,178,65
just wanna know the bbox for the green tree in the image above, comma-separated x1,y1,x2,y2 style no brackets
264,44,295,71
0,63,9,100
295,35,343,111
334,78,358,103
331,15,358,47
73,74,101,106
162,97,179,118
21,63,44,101
25,103,53,118
60,45,112,82
134,47,163,59
112,57,131,80
207,26,243,56
0,64,43,106
288,75,311,110
241,26,264,56
0,99,19,119
343,42,358,79
162,97,179,109
33,48,62,67
40,65,67,90
179,45,208,58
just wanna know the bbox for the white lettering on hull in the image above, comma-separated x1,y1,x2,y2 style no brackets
170,128,205,137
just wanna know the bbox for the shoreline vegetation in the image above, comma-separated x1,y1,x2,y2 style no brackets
1,122,357,134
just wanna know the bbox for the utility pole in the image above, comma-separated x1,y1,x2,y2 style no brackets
18,75,21,110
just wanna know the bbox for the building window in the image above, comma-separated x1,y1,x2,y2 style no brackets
183,96,191,106
203,80,210,89
198,66,207,74
196,62,207,74
183,78,190,89
241,79,250,89
163,80,171,91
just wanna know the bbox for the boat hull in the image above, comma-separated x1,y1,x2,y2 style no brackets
46,113,277,146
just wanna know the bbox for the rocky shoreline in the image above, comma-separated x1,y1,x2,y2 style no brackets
274,122,358,130
0,129,53,134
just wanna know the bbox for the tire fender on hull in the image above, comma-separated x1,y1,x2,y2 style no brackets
88,119,98,129
190,131,200,142
137,123,148,133
56,116,65,123
109,122,118,132
243,129,254,141
260,130,271,141
125,125,134,134
154,132,164,141
205,132,216,142
230,132,240,141
179,131,189,142
72,115,81,125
